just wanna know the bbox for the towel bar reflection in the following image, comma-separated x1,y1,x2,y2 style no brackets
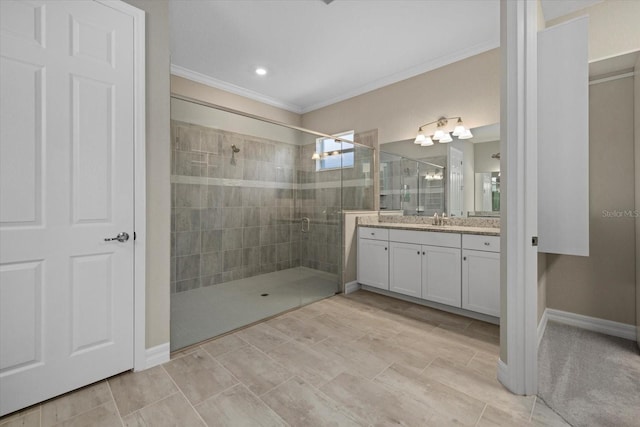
301,217,310,233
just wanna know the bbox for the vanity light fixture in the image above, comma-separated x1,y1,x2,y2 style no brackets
311,152,320,160
414,116,473,145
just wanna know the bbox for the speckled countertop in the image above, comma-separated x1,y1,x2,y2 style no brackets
357,216,500,236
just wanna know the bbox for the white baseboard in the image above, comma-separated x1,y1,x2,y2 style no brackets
497,358,509,387
345,281,361,294
543,308,637,342
144,342,170,369
537,309,549,347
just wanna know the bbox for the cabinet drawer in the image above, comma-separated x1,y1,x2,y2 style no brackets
358,227,389,241
462,234,500,252
389,229,460,248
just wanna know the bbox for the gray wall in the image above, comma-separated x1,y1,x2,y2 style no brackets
171,121,300,293
546,76,636,325
474,140,500,172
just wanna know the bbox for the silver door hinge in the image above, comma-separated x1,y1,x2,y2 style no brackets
532,236,538,246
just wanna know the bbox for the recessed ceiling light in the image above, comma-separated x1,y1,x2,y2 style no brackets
255,67,267,76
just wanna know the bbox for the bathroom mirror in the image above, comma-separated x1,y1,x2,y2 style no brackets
379,152,445,215
379,123,500,217
474,171,500,213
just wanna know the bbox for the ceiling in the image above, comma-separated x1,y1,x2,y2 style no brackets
169,0,602,115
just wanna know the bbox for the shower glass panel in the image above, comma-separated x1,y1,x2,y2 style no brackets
379,151,445,215
169,97,372,351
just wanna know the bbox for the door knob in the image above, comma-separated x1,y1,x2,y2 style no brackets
104,232,130,242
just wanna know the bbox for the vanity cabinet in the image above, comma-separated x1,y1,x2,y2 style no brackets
388,230,461,305
389,242,422,297
461,235,500,317
357,226,499,319
422,245,462,307
357,227,389,290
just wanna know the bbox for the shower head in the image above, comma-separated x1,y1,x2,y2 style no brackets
231,144,240,153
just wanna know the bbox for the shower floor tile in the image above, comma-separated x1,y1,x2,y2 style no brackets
170,267,337,351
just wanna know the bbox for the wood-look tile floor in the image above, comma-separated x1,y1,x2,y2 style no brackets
1,290,570,427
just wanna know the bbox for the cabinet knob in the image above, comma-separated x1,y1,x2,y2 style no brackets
417,251,420,255
463,256,467,261
385,247,387,251
422,251,425,255
484,242,490,246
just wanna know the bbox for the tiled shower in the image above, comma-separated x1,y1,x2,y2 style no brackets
171,121,302,292
170,97,374,349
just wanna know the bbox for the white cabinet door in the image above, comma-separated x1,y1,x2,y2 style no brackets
0,0,137,415
389,242,422,298
462,249,500,317
538,17,589,256
357,238,389,290
422,246,461,307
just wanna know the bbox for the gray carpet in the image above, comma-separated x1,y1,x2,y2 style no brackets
538,321,640,427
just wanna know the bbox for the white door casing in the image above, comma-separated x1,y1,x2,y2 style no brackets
0,0,145,415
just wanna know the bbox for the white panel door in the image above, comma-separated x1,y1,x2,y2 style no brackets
421,245,461,307
0,0,135,415
389,242,422,298
538,17,589,256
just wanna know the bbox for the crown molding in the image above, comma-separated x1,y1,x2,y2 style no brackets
299,39,500,113
170,64,304,114
172,39,499,116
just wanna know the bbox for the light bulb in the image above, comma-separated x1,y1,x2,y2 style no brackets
458,129,473,139
311,152,320,160
255,67,267,76
414,130,425,144
433,129,444,140
420,136,434,146
452,118,465,136
439,132,452,143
